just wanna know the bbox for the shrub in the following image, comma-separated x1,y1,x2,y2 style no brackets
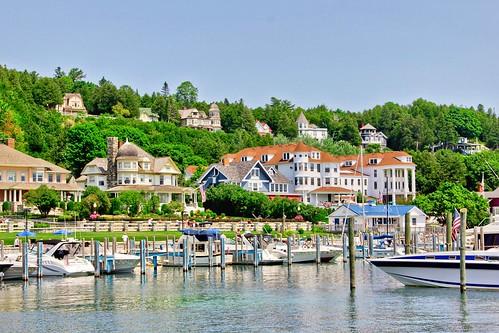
2,201,11,212
262,224,273,234
297,228,305,235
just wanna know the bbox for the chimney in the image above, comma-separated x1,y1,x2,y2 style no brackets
107,137,119,188
6,138,15,149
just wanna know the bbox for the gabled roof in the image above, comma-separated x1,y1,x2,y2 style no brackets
154,157,181,174
0,144,70,173
84,158,107,173
116,141,154,160
222,142,341,165
296,111,308,124
482,187,499,199
179,108,207,119
338,151,414,167
200,160,290,185
360,123,377,130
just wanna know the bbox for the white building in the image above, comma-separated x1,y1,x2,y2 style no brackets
360,124,387,148
221,143,417,207
179,103,222,131
296,112,328,141
255,120,272,136
328,204,427,232
55,93,87,116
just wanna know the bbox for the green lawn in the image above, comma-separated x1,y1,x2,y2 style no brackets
0,230,334,245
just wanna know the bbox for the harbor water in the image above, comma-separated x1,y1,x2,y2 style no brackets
0,261,498,332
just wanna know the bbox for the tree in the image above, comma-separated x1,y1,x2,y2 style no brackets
161,82,169,97
446,106,482,139
112,102,131,117
117,85,140,118
32,78,63,108
62,123,107,176
118,191,144,216
54,67,65,78
68,68,85,82
25,185,59,217
412,182,489,227
81,186,111,214
93,81,118,114
175,81,198,108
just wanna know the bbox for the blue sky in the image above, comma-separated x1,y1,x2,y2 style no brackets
2,1,498,112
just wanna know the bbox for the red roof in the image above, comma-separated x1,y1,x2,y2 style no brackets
310,186,352,194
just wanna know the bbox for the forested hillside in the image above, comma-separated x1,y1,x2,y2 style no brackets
0,65,498,198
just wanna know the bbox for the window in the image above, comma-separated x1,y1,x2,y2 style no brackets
143,162,150,170
56,174,61,183
99,180,105,186
261,155,268,162
33,171,43,182
294,163,297,171
241,156,249,162
357,179,361,186
89,176,95,183
374,181,377,190
118,162,122,169
374,170,377,177
325,167,330,173
304,177,308,185
311,178,315,185
344,161,352,167
317,178,321,186
364,179,367,186
334,178,338,185
295,178,298,185
325,178,331,185
369,158,378,164
20,173,25,182
283,152,290,160
351,179,354,186
412,217,417,226
334,167,338,173
160,176,164,185
344,179,347,185
123,162,131,168
317,164,321,172
310,163,315,172
48,174,53,182
7,171,16,182
251,168,260,178
251,182,259,191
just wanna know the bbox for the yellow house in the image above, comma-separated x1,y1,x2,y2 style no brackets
0,139,82,211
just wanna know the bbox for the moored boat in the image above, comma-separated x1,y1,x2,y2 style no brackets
370,251,499,289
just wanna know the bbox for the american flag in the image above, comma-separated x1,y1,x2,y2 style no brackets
200,185,206,203
451,208,461,241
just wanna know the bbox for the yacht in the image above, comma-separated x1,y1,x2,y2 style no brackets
370,250,499,289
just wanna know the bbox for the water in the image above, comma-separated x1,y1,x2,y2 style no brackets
0,262,498,332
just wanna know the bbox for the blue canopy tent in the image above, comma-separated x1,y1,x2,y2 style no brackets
17,231,36,237
53,229,73,236
182,228,221,241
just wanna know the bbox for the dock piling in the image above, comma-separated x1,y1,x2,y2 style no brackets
182,237,189,272
253,236,259,267
404,212,411,255
208,236,214,267
342,233,348,263
480,227,485,251
140,239,146,275
37,241,43,278
94,240,101,278
393,231,397,256
368,232,374,258
315,235,321,264
0,240,4,259
473,227,478,250
348,218,355,290
460,208,467,293
220,237,226,269
287,236,292,265
112,237,116,271
22,241,29,281
103,238,108,274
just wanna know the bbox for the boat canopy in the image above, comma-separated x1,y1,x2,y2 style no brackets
373,234,393,240
182,228,221,241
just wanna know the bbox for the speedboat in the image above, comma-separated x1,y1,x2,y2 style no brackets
0,257,37,280
268,240,342,263
0,262,13,277
370,251,499,289
227,234,284,265
12,240,95,277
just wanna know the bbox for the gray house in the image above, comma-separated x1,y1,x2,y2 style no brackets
198,160,291,196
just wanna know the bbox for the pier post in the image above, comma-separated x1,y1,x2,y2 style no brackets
412,233,418,254
315,234,321,264
153,236,156,253
182,237,189,272
37,241,43,278
480,227,485,251
112,237,116,271
153,255,158,272
368,232,374,258
0,240,4,259
446,212,452,251
192,237,197,267
209,236,214,267
234,235,238,264
460,208,467,293
90,238,94,257
473,227,478,250
81,238,85,259
287,236,292,265
145,237,149,257
220,237,226,269
94,240,101,278
432,232,436,252
253,236,259,267
22,241,29,281
342,233,348,263
393,231,397,256
404,212,411,255
166,236,170,263
103,238,108,274
348,218,355,290
140,239,146,275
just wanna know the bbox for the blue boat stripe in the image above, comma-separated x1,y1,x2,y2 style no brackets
390,272,499,288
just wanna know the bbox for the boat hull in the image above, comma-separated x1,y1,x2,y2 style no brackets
370,254,499,289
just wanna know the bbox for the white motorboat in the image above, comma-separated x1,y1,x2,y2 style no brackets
370,251,499,289
0,257,37,280
227,234,284,265
268,241,342,263
13,241,95,277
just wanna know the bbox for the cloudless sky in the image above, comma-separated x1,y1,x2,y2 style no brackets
2,1,498,112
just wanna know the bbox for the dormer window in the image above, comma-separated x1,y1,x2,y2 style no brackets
261,154,269,163
369,158,378,165
407,157,412,162
241,156,249,162
311,151,321,159
283,152,290,160
344,161,352,167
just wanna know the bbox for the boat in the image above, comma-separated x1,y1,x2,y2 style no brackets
164,229,227,266
5,240,95,277
0,262,13,277
370,251,499,289
268,240,342,263
0,257,37,280
227,234,284,265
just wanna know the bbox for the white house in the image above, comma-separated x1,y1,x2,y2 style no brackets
296,112,328,141
359,124,387,148
328,204,427,232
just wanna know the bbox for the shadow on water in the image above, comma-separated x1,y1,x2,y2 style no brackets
347,290,358,333
459,292,471,332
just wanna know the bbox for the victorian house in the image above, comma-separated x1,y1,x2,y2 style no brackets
179,103,222,131
55,93,87,116
359,124,388,148
0,139,82,212
79,137,199,212
296,112,328,141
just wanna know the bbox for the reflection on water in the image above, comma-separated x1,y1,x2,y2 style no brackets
1,262,499,332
